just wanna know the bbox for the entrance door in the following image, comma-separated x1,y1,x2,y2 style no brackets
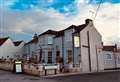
48,51,52,63
67,50,72,63
56,51,60,63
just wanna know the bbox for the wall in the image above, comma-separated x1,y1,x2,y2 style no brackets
80,21,104,72
63,29,74,64
103,51,116,69
0,39,16,58
116,52,120,68
38,34,55,63
15,42,25,57
54,36,63,63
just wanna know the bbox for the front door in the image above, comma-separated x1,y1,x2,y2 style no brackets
67,50,72,64
56,51,60,63
48,51,52,63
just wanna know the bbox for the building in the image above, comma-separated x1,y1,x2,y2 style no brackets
61,19,104,72
102,44,120,70
13,41,25,58
24,19,104,72
0,37,24,59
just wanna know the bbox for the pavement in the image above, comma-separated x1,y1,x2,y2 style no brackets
42,70,120,78
0,70,120,82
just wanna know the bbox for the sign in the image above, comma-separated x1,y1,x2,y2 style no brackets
16,64,22,72
15,61,22,73
44,65,58,70
74,36,80,47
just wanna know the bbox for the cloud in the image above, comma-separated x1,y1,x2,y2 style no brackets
0,0,120,46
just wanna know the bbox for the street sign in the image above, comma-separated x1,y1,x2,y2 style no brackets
44,65,58,70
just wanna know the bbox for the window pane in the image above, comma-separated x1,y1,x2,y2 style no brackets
48,36,53,44
106,54,112,59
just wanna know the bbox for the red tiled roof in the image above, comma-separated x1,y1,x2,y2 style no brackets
0,37,9,46
13,41,23,46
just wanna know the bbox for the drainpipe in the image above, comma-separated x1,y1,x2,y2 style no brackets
87,31,91,72
113,51,117,69
114,44,117,69
62,36,64,66
72,33,75,67
95,45,99,72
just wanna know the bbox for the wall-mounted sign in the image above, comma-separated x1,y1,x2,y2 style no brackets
74,36,80,47
44,65,58,70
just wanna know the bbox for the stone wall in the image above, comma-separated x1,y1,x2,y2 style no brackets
0,62,60,76
0,62,13,71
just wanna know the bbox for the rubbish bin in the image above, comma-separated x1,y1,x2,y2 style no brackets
13,61,23,73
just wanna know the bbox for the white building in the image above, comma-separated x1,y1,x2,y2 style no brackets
0,37,24,59
102,44,120,70
13,41,25,58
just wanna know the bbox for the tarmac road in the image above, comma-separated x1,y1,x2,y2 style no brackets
0,70,120,82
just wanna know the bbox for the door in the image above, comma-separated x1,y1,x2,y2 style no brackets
48,51,52,63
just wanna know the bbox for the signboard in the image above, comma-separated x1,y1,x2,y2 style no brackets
44,64,58,75
15,61,22,73
16,64,22,72
44,65,58,70
74,36,80,47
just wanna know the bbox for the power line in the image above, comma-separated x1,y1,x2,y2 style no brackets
93,0,103,20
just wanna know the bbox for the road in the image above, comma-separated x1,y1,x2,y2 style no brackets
0,70,120,82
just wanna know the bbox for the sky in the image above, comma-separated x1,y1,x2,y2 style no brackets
0,0,120,46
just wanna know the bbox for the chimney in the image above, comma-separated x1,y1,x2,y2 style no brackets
85,19,93,26
33,33,38,40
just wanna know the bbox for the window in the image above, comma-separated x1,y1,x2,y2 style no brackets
47,36,53,44
48,51,52,63
105,54,112,60
74,36,80,47
117,56,120,64
56,51,60,63
65,32,72,41
67,50,72,63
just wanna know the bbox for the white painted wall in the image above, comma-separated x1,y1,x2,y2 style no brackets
0,39,16,58
116,52,120,68
103,51,116,69
80,21,104,72
0,39,25,59
14,42,25,57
